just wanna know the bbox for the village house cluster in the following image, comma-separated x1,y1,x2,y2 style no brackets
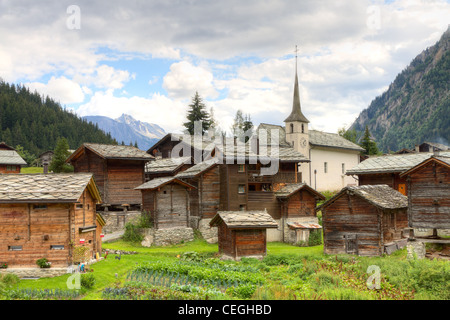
0,62,449,275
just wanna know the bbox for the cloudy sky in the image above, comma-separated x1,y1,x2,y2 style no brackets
0,0,449,136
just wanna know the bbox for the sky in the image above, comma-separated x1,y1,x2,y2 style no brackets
0,0,449,137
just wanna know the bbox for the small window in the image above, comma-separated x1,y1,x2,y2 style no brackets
8,246,22,251
239,204,246,211
342,163,345,174
6,165,17,171
301,124,304,133
33,205,47,210
238,185,246,194
290,123,294,133
324,162,328,174
50,245,64,250
238,164,245,173
76,204,83,209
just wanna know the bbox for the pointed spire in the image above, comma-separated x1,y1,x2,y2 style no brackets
284,45,309,123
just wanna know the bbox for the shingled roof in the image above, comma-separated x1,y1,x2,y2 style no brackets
0,173,101,203
346,152,450,175
210,210,279,229
68,143,154,162
317,184,408,212
399,155,450,178
0,150,27,166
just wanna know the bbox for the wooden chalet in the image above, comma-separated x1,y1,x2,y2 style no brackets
66,143,154,208
346,152,450,196
400,155,450,238
318,185,408,256
0,173,104,268
209,210,278,260
275,183,326,244
0,142,27,173
136,176,196,229
415,142,450,153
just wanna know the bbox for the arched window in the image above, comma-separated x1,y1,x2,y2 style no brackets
290,123,294,133
301,124,304,133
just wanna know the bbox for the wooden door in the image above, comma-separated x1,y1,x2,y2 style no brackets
344,234,358,254
398,184,406,196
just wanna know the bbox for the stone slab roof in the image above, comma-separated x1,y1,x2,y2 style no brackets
175,158,219,179
0,173,100,203
318,184,408,212
346,152,450,175
210,210,279,229
275,183,325,200
135,176,195,191
0,150,27,166
68,143,154,162
399,154,450,177
145,156,191,173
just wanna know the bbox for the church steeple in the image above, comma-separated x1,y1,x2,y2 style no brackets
284,46,309,123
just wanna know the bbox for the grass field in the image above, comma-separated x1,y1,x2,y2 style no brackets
20,167,44,173
1,237,449,300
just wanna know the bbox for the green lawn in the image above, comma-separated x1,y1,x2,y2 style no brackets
4,238,449,300
20,167,43,173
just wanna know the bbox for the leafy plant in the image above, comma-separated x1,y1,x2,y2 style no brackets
80,273,96,289
36,258,51,268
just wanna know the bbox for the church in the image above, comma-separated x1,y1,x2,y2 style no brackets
256,58,364,192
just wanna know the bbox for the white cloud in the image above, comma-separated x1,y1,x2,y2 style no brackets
73,64,133,90
163,61,218,100
25,76,85,104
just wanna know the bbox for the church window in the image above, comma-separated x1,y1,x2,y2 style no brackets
342,163,345,174
301,124,304,133
290,123,294,133
324,162,328,173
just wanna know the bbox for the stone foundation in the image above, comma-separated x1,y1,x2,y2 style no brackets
407,240,426,260
141,227,194,247
0,268,68,279
100,210,141,234
197,218,218,244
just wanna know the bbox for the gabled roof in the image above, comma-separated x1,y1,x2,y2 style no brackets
346,152,450,175
0,142,15,150
419,141,450,151
135,176,195,191
0,173,101,203
210,210,279,229
275,183,325,200
255,124,363,152
67,143,154,163
0,150,27,166
399,155,450,178
145,156,192,174
175,158,219,179
317,184,408,212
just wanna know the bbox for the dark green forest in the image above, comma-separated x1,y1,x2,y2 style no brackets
0,80,117,163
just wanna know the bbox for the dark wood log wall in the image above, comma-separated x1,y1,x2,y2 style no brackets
0,189,99,267
358,173,407,195
407,162,450,229
322,194,382,256
234,229,266,258
285,190,317,218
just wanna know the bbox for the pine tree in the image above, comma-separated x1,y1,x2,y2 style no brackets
242,114,253,142
183,92,210,135
360,125,379,156
49,138,74,173
231,110,244,138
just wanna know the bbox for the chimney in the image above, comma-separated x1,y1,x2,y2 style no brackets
43,161,48,174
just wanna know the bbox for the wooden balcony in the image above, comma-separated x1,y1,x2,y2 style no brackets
247,172,296,184
248,191,275,202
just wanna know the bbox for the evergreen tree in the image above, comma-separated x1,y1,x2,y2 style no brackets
360,125,379,156
49,138,74,173
183,92,210,135
338,127,358,144
242,114,254,142
231,110,244,138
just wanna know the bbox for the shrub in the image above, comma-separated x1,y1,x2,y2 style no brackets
36,258,51,268
80,273,96,289
122,222,144,243
0,273,20,287
308,229,323,246
227,284,257,299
